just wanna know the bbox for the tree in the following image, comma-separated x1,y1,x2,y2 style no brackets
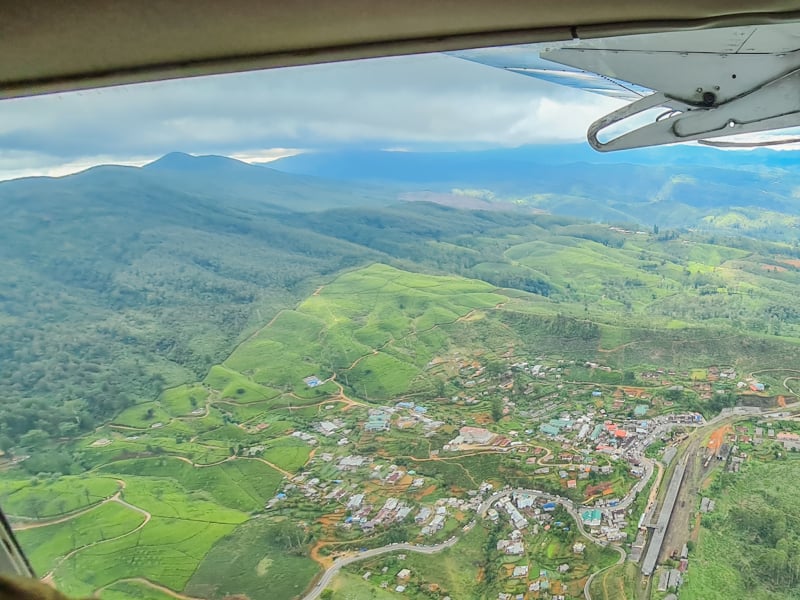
20,429,49,449
0,435,14,456
58,422,79,437
490,397,503,422
486,360,505,377
271,521,311,555
28,497,45,519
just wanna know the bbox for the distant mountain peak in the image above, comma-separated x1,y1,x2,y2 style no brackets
145,152,257,172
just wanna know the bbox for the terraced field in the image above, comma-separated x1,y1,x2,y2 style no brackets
9,257,800,600
7,264,519,600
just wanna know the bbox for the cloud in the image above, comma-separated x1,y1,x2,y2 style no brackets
0,52,621,179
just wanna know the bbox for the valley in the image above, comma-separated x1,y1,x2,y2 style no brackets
5,259,800,600
4,153,800,599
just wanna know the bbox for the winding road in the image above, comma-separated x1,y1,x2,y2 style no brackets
301,537,460,600
583,547,626,600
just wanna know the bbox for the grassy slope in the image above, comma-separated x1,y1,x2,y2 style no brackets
48,474,248,597
17,502,146,574
55,517,239,597
186,518,320,600
0,476,119,518
223,263,507,401
100,458,283,512
682,458,800,600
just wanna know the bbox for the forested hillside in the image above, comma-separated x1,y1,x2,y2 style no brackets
4,152,800,450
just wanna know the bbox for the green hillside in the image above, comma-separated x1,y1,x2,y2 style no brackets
5,151,800,453
224,264,506,397
6,151,800,600
6,258,800,600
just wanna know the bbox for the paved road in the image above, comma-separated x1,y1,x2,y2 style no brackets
479,488,601,542
301,537,459,600
583,545,626,600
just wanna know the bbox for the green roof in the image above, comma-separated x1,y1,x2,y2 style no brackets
581,509,602,522
539,424,560,436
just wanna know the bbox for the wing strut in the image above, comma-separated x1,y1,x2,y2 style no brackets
589,65,800,151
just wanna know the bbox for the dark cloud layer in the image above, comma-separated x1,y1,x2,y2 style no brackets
0,53,619,179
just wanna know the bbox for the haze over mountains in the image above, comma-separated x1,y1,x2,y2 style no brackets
270,145,800,231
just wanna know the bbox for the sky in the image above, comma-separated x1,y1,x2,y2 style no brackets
0,52,622,180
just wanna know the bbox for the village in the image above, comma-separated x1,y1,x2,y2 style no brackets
69,333,797,600
252,349,789,599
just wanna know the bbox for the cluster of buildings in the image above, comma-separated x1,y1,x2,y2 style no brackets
512,361,563,380
360,403,444,434
493,494,529,531
496,529,525,556
345,496,413,531
284,360,754,597
364,409,391,432
496,568,567,600
751,426,800,450
337,454,369,470
344,491,483,536
488,492,577,561
419,505,447,536
447,426,496,448
315,419,344,436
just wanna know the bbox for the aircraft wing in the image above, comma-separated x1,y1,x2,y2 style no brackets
450,44,650,102
451,24,800,152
